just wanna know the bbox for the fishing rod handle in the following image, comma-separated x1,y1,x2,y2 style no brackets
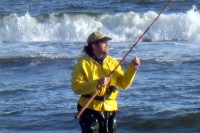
75,87,99,119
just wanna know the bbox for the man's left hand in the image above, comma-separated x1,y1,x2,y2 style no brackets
132,57,140,70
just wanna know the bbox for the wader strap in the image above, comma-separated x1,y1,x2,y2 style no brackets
81,95,106,101
81,85,117,101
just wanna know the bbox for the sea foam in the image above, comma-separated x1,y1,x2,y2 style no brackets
0,6,199,42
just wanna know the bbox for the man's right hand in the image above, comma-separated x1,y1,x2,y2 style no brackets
98,77,110,87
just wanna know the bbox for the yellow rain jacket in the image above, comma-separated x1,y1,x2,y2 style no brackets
71,55,137,111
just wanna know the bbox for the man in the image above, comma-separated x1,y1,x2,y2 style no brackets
71,31,140,133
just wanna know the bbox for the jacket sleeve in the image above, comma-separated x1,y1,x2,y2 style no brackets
71,60,98,95
117,63,137,89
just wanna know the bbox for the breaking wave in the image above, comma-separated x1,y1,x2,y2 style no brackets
0,6,200,42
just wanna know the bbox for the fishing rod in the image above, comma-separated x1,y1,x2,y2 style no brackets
75,0,173,119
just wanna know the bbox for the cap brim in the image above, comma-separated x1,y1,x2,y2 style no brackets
97,37,112,43
105,37,112,41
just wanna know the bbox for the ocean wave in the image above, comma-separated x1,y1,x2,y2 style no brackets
122,58,200,66
0,54,79,67
0,6,200,42
0,54,78,60
119,112,200,130
1,55,199,67
152,58,200,65
0,110,23,116
0,87,29,93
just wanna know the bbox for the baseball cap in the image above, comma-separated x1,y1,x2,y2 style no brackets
87,31,112,44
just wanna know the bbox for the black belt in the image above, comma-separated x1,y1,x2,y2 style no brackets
81,85,117,101
81,94,106,101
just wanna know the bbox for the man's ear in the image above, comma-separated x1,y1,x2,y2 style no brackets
91,43,96,50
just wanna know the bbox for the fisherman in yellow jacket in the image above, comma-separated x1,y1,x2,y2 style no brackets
71,31,140,133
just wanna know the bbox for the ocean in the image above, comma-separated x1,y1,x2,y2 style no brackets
0,0,200,133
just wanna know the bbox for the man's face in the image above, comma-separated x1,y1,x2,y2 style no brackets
93,41,109,55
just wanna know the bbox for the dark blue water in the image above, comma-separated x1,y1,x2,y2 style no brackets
0,0,199,15
1,0,200,133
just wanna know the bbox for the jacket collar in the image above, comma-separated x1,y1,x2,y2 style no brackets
88,52,107,65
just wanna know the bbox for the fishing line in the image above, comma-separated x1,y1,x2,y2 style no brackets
75,0,174,119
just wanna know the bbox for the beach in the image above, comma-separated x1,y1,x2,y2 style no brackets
0,0,200,133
